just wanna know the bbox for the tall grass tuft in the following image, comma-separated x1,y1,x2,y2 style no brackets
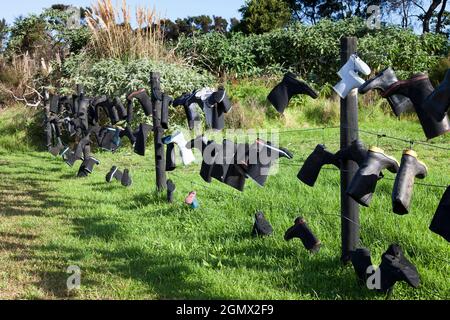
85,0,173,61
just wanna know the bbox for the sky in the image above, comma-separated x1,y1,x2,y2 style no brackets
0,0,244,24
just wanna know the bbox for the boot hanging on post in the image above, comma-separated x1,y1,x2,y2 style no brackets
173,91,201,130
267,72,318,113
347,146,399,207
165,143,176,172
333,54,371,99
381,73,450,139
429,186,450,242
133,123,153,156
127,89,153,117
391,150,428,215
163,131,195,166
359,67,414,117
425,68,450,121
297,144,340,187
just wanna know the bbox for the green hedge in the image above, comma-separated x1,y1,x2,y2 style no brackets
177,18,449,84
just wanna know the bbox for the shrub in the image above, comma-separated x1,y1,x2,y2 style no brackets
60,54,215,97
177,18,449,84
428,55,450,86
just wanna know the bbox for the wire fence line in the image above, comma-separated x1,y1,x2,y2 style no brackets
275,125,449,151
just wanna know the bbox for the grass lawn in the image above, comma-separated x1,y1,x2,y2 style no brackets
0,105,448,300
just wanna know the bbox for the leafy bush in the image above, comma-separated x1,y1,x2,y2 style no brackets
60,54,215,97
177,18,449,84
428,55,450,86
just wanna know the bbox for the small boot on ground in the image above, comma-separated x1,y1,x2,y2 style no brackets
284,217,321,253
252,211,273,237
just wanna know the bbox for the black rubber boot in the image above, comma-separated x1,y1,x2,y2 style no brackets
186,135,208,152
128,89,153,117
297,144,340,187
378,244,420,293
381,73,450,139
209,86,232,113
92,96,120,124
334,139,380,176
252,211,273,237
392,150,428,215
220,143,248,192
49,122,68,156
134,123,153,156
425,68,450,121
64,118,77,137
77,98,90,133
210,140,238,184
161,94,173,129
173,92,201,130
45,121,53,148
49,140,68,158
166,143,176,172
284,217,321,253
77,166,89,178
66,134,91,167
119,125,136,145
351,248,373,286
267,72,318,114
126,99,134,124
244,139,293,187
200,140,220,183
359,67,414,117
113,97,128,120
121,169,132,187
49,94,60,114
82,156,100,174
106,166,123,183
98,127,121,151
429,186,450,242
167,179,176,203
347,147,399,207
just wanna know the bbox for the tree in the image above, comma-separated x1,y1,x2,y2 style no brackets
238,0,292,34
193,15,213,33
414,0,443,33
0,19,7,52
433,0,448,33
213,16,228,33
229,17,242,32
386,0,415,28
161,19,180,40
284,0,386,23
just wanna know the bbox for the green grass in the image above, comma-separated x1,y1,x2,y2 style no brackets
0,105,449,300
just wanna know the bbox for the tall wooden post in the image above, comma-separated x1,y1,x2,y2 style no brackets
340,37,360,264
150,72,167,191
